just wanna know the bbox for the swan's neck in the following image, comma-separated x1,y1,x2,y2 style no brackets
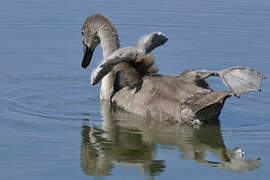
98,27,120,100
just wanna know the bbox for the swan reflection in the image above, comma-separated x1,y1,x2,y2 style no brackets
80,101,261,176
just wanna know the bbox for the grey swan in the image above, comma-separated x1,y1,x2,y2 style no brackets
81,14,264,124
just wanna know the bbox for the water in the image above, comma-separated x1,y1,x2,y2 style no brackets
0,0,270,179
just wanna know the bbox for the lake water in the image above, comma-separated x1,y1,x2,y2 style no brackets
1,0,270,179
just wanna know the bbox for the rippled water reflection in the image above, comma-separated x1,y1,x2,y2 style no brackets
81,102,261,177
1,0,270,179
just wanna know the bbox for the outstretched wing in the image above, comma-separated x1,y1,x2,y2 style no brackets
91,47,138,85
91,32,168,85
137,32,168,54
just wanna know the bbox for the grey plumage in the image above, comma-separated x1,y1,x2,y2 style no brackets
91,32,167,85
137,32,168,54
81,13,264,124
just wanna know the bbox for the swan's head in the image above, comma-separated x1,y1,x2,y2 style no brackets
81,33,100,69
81,14,119,69
81,15,102,68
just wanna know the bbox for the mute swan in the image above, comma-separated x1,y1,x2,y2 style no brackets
81,14,263,124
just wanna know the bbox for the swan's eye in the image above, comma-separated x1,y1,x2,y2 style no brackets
81,31,84,35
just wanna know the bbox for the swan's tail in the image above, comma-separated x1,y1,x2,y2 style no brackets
181,91,233,123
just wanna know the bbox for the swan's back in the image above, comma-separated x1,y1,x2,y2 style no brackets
111,74,231,123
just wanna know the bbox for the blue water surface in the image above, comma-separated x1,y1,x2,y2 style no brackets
0,0,270,179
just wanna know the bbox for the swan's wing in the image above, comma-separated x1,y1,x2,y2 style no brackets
91,47,138,85
111,63,143,101
91,32,168,85
217,66,264,96
137,32,168,54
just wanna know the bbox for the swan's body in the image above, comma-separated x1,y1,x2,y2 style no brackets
81,14,263,124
